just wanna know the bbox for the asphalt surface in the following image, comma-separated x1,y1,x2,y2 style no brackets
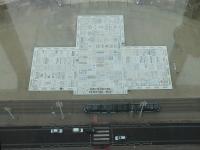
0,98,200,114
0,125,90,148
0,98,200,127
1,123,200,149
112,124,200,145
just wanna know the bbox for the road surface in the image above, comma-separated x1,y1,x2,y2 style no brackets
1,123,200,148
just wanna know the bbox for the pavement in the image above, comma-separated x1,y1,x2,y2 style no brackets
0,1,200,149
0,99,200,126
1,0,200,100
3,145,200,150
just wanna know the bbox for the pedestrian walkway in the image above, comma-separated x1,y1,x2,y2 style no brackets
92,126,111,145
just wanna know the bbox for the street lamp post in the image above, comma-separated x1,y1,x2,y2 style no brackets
139,101,147,118
129,103,134,117
4,107,15,120
56,101,65,120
